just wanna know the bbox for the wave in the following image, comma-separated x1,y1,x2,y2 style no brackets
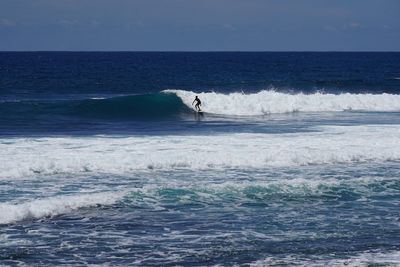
1,125,400,179
1,175,396,225
0,93,192,121
165,89,400,115
2,90,400,122
0,191,124,225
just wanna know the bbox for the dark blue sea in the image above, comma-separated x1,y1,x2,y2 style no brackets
1,52,400,266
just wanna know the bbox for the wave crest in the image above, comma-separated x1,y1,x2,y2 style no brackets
165,89,400,115
2,90,400,123
0,192,124,225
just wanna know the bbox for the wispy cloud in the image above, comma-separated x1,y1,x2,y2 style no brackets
349,22,361,28
324,25,338,32
58,19,79,26
343,21,361,30
89,20,102,28
0,18,16,27
221,23,235,31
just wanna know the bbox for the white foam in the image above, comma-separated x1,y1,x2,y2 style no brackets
0,125,400,179
164,89,400,115
0,191,125,225
249,250,400,267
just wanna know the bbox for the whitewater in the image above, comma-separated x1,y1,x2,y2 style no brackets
165,89,400,115
1,125,400,179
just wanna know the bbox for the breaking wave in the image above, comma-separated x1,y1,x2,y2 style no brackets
1,176,397,225
2,90,400,122
165,89,400,115
0,191,124,225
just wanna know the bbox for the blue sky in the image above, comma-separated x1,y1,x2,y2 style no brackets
0,0,399,51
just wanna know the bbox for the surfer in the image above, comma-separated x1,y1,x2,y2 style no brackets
192,96,202,112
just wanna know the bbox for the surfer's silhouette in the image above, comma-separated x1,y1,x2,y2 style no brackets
192,96,202,112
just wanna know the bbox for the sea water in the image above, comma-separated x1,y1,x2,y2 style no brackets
0,52,400,266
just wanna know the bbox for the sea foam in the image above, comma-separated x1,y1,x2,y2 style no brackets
1,125,400,179
0,192,125,225
164,89,400,115
249,250,400,267
0,176,389,225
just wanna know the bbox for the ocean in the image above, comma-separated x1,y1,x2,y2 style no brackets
0,52,400,266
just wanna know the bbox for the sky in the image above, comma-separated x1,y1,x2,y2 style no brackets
0,0,399,51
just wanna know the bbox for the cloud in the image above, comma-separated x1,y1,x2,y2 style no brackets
342,21,361,30
324,25,338,32
349,22,361,28
221,23,235,31
0,18,16,27
58,19,79,26
90,20,100,27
